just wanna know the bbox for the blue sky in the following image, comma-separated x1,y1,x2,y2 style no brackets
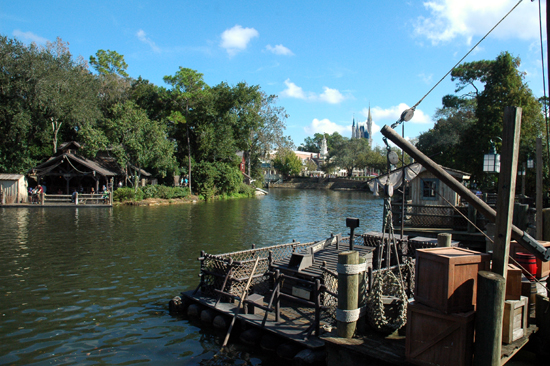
1,0,547,149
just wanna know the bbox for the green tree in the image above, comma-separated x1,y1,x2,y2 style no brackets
104,101,176,190
89,49,129,77
416,96,476,172
451,52,546,189
164,67,209,194
272,149,302,178
328,138,371,177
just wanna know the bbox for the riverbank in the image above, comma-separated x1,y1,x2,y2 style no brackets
269,177,371,191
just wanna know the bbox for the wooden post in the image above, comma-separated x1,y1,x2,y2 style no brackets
544,208,550,241
437,233,452,247
41,191,45,205
109,190,113,205
473,271,506,366
536,137,543,240
488,107,522,277
337,251,359,338
74,192,78,205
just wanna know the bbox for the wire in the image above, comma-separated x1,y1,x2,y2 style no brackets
411,0,525,112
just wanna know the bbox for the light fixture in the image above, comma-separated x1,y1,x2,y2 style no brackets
527,155,534,169
483,140,500,173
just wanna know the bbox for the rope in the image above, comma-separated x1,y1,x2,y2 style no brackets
337,262,368,275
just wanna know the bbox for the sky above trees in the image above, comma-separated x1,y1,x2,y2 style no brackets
0,0,547,148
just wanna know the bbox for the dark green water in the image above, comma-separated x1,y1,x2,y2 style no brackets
0,189,383,365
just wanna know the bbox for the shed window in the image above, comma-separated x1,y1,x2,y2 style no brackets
422,178,438,200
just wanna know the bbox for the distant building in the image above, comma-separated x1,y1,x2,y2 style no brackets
351,106,373,147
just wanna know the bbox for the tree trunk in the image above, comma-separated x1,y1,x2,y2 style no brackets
51,117,62,154
186,103,192,195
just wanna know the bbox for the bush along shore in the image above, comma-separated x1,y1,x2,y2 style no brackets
113,183,258,205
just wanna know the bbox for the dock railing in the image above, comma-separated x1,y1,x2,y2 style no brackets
43,193,112,205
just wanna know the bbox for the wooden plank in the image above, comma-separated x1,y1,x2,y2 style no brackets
493,107,522,277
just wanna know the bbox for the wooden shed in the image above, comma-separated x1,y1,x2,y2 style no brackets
0,174,28,204
409,167,470,206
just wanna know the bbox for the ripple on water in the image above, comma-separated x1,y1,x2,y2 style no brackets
0,191,384,365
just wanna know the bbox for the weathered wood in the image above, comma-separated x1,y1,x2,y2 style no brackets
492,106,522,277
536,137,543,240
337,251,359,338
473,271,506,366
502,296,528,344
437,233,452,247
415,247,490,314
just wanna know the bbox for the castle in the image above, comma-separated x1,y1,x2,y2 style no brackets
351,106,373,147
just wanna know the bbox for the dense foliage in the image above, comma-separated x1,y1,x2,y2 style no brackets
0,35,291,197
417,52,548,193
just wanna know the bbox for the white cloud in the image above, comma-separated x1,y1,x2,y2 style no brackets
13,30,48,44
304,118,349,135
414,0,540,45
280,79,308,99
220,25,259,56
266,44,294,56
366,103,430,125
319,87,345,104
137,29,160,53
280,79,347,104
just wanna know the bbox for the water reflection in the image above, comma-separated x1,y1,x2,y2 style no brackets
0,190,383,365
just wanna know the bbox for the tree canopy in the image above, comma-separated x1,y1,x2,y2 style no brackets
0,35,292,197
417,51,548,193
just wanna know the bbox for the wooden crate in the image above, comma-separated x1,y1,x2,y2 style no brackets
415,247,491,314
406,302,475,366
506,263,522,301
502,296,528,344
510,240,550,279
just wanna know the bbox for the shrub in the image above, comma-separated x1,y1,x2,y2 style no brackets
113,187,144,202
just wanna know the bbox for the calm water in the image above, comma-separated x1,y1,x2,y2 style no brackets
0,189,384,365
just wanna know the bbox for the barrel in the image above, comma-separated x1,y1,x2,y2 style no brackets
516,252,538,281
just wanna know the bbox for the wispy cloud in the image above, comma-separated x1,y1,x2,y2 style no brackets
304,118,349,135
280,79,347,104
220,25,259,56
367,103,430,124
136,29,160,53
414,0,540,45
13,30,48,44
266,44,294,56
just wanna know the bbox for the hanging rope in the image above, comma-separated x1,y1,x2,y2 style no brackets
366,144,408,333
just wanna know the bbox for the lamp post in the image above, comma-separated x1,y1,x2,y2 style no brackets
483,140,501,173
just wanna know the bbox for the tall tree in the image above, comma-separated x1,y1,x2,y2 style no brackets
452,52,545,188
104,101,176,189
164,67,209,195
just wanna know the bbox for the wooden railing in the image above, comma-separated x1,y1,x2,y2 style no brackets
42,192,112,205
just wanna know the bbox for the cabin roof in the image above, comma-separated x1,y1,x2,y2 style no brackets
32,153,120,177
0,174,25,181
